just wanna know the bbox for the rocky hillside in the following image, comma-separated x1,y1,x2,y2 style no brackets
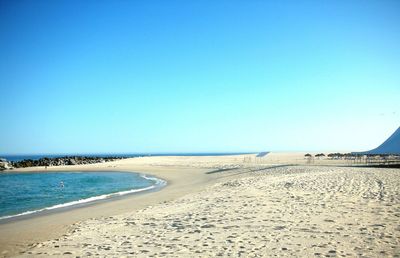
1,156,128,169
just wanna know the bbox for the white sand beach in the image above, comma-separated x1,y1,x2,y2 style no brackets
1,154,399,257
3,1,399,257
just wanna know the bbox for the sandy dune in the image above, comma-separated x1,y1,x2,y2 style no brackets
17,163,400,257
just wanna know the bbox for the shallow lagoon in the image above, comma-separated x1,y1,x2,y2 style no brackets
0,171,164,219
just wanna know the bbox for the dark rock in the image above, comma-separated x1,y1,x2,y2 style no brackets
9,156,129,168
67,159,77,165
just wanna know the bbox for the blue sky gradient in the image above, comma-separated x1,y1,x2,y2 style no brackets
0,0,399,154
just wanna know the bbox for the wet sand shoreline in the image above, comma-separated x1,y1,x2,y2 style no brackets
0,157,224,257
1,154,399,257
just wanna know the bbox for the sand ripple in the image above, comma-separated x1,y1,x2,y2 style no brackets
21,166,400,257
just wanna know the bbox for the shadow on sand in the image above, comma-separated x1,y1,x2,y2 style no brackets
206,164,297,177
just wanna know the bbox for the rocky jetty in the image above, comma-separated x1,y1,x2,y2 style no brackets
0,158,11,171
5,156,129,169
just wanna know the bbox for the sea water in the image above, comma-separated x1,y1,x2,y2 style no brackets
1,152,254,162
0,171,165,220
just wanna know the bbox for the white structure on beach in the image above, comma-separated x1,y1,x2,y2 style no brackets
357,126,400,155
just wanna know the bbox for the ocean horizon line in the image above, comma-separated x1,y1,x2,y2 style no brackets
0,152,259,162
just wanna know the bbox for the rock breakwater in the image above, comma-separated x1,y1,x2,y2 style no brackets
2,156,128,169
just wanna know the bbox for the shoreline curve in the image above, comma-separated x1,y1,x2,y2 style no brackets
0,172,167,222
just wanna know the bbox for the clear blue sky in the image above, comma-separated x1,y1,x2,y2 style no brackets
0,0,399,155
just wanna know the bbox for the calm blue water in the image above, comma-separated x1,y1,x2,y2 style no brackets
0,171,165,219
